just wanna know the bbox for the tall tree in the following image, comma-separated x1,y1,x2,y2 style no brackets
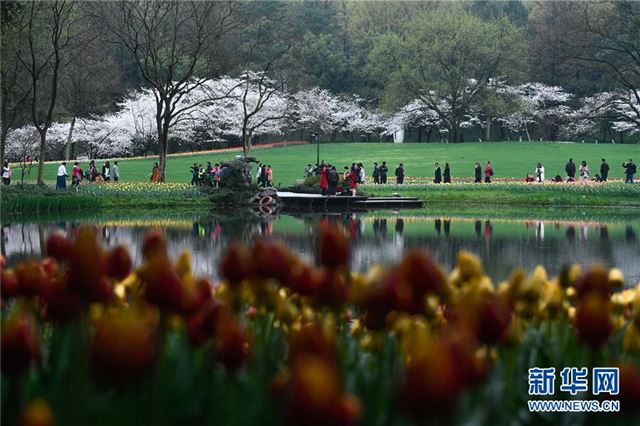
368,7,525,142
0,1,30,169
16,0,82,184
94,1,238,181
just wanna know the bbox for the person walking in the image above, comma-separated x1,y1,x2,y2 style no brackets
255,163,263,186
72,162,82,187
565,158,576,180
89,160,98,181
579,161,590,182
56,161,68,190
190,163,199,185
319,161,328,195
535,162,545,182
434,162,442,184
443,163,451,183
102,161,111,182
484,161,493,183
380,161,388,184
600,158,609,182
327,165,339,195
259,164,268,187
372,162,379,184
395,163,405,184
474,162,482,183
623,159,636,183
2,161,12,185
112,161,120,182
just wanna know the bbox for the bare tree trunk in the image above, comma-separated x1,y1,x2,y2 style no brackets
37,130,46,185
485,116,491,142
64,116,76,161
0,128,7,169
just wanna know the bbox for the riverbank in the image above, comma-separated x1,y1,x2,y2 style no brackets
2,181,639,215
364,182,640,208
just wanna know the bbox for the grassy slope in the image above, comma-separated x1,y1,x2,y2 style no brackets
19,142,640,186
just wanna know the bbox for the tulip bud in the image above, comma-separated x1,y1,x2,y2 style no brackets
575,293,613,348
142,229,167,260
399,250,446,297
575,266,610,300
15,261,48,296
253,240,291,283
220,243,253,285
46,232,71,261
616,362,640,414
216,321,249,372
1,268,19,299
1,311,41,375
21,398,54,426
67,227,107,301
329,394,362,426
475,293,512,345
106,245,132,280
318,225,349,269
91,306,158,381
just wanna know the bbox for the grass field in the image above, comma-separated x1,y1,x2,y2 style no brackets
16,141,640,186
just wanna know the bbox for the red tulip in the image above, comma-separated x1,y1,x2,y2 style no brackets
45,232,71,261
106,245,132,280
616,362,640,414
399,250,446,297
21,399,54,426
15,261,48,296
67,227,108,301
91,306,158,381
1,311,41,375
1,268,19,299
475,293,512,345
575,267,610,300
142,229,167,260
220,243,253,285
318,225,349,269
575,293,614,348
216,320,249,372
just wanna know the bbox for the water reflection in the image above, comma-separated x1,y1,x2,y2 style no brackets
2,213,639,285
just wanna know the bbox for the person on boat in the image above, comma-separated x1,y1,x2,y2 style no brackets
328,165,339,195
484,161,493,183
150,162,160,183
349,165,358,196
443,163,451,183
358,163,365,184
434,162,442,184
474,163,482,183
395,163,405,184
319,161,328,195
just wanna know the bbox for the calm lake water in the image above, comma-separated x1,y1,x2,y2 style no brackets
2,212,639,285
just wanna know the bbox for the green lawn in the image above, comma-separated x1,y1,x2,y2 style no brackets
14,141,640,186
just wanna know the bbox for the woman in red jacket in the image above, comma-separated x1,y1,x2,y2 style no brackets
349,165,358,196
319,161,328,195
484,161,493,183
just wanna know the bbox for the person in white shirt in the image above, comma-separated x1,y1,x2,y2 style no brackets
56,162,68,190
2,161,12,185
358,162,365,183
535,163,545,182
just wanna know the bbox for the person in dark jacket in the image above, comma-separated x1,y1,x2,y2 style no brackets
434,162,442,183
623,159,636,183
379,161,388,184
565,158,576,179
395,163,404,184
372,162,379,184
474,162,482,183
443,163,451,183
600,158,609,181
327,165,339,195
